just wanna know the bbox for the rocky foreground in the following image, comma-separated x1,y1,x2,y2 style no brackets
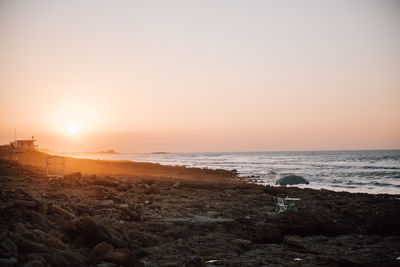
1,158,400,267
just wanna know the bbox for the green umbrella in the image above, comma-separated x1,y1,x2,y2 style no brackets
275,175,309,186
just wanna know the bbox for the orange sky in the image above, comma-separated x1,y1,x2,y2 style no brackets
0,0,399,152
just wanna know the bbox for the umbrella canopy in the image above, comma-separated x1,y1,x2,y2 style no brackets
275,175,309,186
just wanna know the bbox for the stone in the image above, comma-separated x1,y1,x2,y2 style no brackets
73,217,128,248
90,242,113,259
102,248,136,267
144,185,160,195
127,230,159,248
0,257,17,267
23,260,46,267
117,183,128,192
231,239,253,247
0,239,17,253
14,223,35,240
12,236,53,253
64,172,82,180
185,255,206,267
47,229,63,239
98,200,114,208
44,236,67,250
96,262,118,267
92,176,119,187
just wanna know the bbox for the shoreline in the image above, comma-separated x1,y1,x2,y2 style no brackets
43,149,400,195
0,149,400,266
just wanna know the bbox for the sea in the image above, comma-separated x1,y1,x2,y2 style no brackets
67,150,400,195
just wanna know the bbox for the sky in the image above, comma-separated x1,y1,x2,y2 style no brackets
0,0,399,152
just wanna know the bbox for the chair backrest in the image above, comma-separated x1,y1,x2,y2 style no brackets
277,197,285,205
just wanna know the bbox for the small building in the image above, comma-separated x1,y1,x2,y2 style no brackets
10,136,37,150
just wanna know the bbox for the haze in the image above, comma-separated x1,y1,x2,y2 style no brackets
1,0,399,152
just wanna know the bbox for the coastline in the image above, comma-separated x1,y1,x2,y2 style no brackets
0,149,399,266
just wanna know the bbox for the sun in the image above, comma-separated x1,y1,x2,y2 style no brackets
67,123,79,134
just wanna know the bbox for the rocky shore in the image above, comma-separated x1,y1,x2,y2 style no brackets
0,152,400,266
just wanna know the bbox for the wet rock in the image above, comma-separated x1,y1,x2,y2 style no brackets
0,239,17,253
44,236,67,250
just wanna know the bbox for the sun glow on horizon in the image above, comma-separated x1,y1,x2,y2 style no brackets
67,123,79,135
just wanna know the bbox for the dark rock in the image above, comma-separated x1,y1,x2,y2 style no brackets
44,236,67,250
230,239,252,248
117,183,129,191
0,239,17,253
22,260,46,267
102,248,136,267
73,217,128,248
127,230,159,248
64,172,82,180
12,236,53,253
90,241,114,260
0,257,17,267
14,223,36,241
92,176,119,187
185,255,206,267
144,185,161,195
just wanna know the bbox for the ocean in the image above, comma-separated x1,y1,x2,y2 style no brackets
67,150,400,195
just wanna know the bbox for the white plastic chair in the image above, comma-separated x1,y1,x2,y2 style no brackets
274,197,288,213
